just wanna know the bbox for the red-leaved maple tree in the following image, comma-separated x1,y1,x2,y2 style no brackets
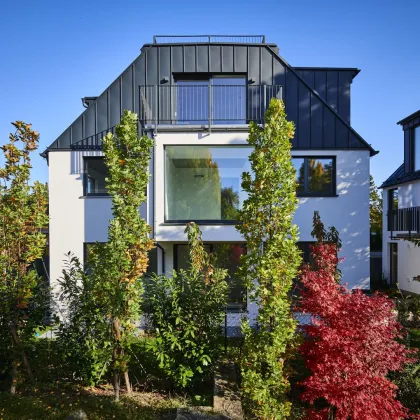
297,214,415,420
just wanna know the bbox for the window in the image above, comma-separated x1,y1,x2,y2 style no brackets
165,146,252,222
84,158,109,196
84,242,158,275
389,243,398,286
292,157,336,196
414,126,420,171
387,188,399,231
176,76,246,124
174,243,247,311
297,242,315,264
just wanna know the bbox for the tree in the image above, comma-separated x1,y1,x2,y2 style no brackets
145,222,228,389
370,175,383,250
58,111,154,400
237,99,302,419
297,212,414,420
0,121,49,393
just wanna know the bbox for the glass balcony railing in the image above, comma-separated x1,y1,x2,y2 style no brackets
139,84,283,128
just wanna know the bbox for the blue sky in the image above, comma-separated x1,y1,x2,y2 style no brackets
1,0,419,187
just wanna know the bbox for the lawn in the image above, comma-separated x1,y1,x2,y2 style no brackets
0,385,186,420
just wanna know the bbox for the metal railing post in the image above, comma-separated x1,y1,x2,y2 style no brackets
208,83,212,132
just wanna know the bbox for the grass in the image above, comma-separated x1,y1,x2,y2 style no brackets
0,385,185,420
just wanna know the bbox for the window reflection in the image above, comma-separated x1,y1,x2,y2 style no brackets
165,146,252,221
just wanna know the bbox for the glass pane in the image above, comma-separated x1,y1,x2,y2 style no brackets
415,127,420,171
177,80,209,124
165,146,252,221
212,77,246,124
213,243,246,310
293,158,305,194
85,158,108,195
175,243,247,310
308,158,334,194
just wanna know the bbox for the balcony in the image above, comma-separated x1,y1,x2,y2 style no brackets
153,35,266,44
388,206,420,238
138,84,283,130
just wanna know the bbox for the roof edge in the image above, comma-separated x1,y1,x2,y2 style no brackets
266,46,378,157
397,109,420,126
293,67,360,80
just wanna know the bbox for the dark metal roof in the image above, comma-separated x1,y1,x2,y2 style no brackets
42,38,378,157
294,67,360,80
397,109,420,126
378,163,420,189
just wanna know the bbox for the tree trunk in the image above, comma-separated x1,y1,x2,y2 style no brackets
328,405,336,420
9,322,34,383
124,371,132,394
10,361,17,394
112,319,122,401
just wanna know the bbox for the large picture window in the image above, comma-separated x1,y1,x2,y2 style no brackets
174,243,247,311
84,157,109,196
293,157,336,196
165,146,252,222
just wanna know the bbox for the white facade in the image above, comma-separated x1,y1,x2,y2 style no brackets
382,180,420,294
49,131,371,299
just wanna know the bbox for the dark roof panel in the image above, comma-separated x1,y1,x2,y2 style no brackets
42,39,378,157
379,163,411,188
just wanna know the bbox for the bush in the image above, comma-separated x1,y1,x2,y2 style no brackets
145,223,228,389
56,254,113,386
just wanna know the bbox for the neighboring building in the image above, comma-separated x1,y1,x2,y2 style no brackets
42,35,377,315
381,110,420,294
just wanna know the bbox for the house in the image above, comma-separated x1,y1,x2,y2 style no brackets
381,110,420,295
42,35,377,316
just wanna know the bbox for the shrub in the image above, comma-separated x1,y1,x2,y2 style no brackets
297,212,415,420
145,223,228,389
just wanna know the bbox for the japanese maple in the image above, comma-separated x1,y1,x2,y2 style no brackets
297,213,415,420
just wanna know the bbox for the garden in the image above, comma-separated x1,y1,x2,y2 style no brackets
0,102,419,419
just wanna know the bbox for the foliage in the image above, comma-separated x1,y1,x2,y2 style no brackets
370,175,383,250
57,111,154,400
0,121,49,392
297,213,414,420
145,222,228,389
395,291,420,329
56,253,113,386
237,99,302,419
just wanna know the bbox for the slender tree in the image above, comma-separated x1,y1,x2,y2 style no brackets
0,121,49,393
237,99,301,419
85,111,154,400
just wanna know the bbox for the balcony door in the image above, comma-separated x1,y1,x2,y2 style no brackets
176,76,246,125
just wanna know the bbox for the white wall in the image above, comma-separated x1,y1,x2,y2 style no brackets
48,150,147,299
382,183,420,294
49,139,371,297
154,131,370,289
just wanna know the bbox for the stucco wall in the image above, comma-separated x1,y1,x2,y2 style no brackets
49,139,370,295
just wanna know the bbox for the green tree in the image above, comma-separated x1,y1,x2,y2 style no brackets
370,175,383,250
237,99,301,419
0,121,49,393
58,111,154,400
145,222,228,389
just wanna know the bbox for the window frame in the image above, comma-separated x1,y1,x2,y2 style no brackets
293,155,337,197
164,144,252,224
412,126,420,172
173,243,247,312
83,156,110,197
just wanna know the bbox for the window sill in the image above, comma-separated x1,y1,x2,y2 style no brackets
163,220,239,226
297,194,339,198
80,195,111,199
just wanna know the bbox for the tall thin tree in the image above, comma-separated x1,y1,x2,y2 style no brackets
237,99,301,419
0,121,49,393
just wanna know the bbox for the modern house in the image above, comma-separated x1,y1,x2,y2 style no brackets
42,35,377,315
381,110,420,294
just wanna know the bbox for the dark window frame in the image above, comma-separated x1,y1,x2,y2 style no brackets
293,156,337,197
83,156,109,197
173,243,247,312
412,125,420,172
164,144,251,224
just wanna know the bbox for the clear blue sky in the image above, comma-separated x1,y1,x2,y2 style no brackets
1,0,419,186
